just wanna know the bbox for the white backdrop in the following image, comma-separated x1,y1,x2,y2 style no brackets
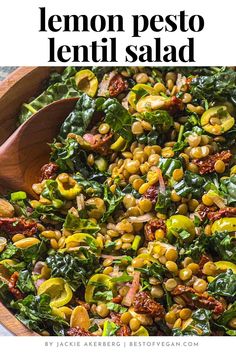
0,0,235,65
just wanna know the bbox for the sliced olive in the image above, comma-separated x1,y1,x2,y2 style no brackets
75,69,98,97
201,106,235,135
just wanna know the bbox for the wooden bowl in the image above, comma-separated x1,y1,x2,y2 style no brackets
0,67,63,145
0,66,65,336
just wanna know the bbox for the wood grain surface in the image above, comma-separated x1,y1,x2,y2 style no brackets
0,66,65,336
0,97,78,195
0,66,63,145
0,302,39,336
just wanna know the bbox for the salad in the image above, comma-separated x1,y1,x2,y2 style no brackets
0,66,236,336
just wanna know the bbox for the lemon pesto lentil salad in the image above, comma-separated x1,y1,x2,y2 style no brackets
1,66,236,336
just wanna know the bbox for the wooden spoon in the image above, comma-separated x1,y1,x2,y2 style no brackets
0,98,78,196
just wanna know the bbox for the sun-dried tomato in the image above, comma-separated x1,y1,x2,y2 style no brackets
207,207,236,222
110,312,122,326
109,74,128,97
198,255,211,270
196,204,216,221
117,325,131,336
193,150,232,175
67,327,94,336
40,162,58,181
8,272,24,300
144,219,166,242
166,96,185,113
172,285,225,315
143,185,159,204
112,295,123,304
0,217,37,236
133,291,165,318
83,132,113,156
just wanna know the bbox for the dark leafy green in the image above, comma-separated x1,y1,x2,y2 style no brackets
221,175,236,204
18,73,80,124
11,294,68,335
138,110,173,131
173,309,212,336
207,232,236,263
60,93,97,139
155,188,172,215
176,234,208,261
63,211,100,235
73,173,103,196
190,67,236,105
158,158,182,178
106,302,127,313
101,185,124,222
208,270,236,298
50,138,79,172
46,250,99,290
0,279,13,303
102,320,120,336
174,171,206,198
215,301,236,336
102,98,134,141
0,241,48,263
16,270,35,294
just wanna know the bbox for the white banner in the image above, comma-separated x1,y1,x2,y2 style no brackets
0,336,235,354
0,0,235,65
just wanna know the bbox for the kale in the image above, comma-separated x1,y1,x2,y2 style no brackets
137,263,166,282
3,261,26,274
207,232,236,263
16,270,35,294
101,185,124,222
94,290,113,301
172,140,188,152
91,66,113,80
0,279,14,304
110,273,133,283
221,175,236,204
173,309,212,336
174,171,206,199
176,234,208,262
50,138,79,172
102,320,120,336
59,93,98,139
190,67,236,105
46,250,99,290
106,302,127,313
208,270,236,298
11,294,68,335
158,158,182,178
18,74,80,124
1,241,48,264
215,301,236,336
138,110,173,131
63,212,100,235
0,243,18,260
102,98,134,141
173,124,187,152
51,139,96,177
136,130,160,146
155,188,172,215
41,180,63,209
48,67,78,85
73,173,103,196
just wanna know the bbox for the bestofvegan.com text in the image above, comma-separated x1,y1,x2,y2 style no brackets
39,7,205,63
